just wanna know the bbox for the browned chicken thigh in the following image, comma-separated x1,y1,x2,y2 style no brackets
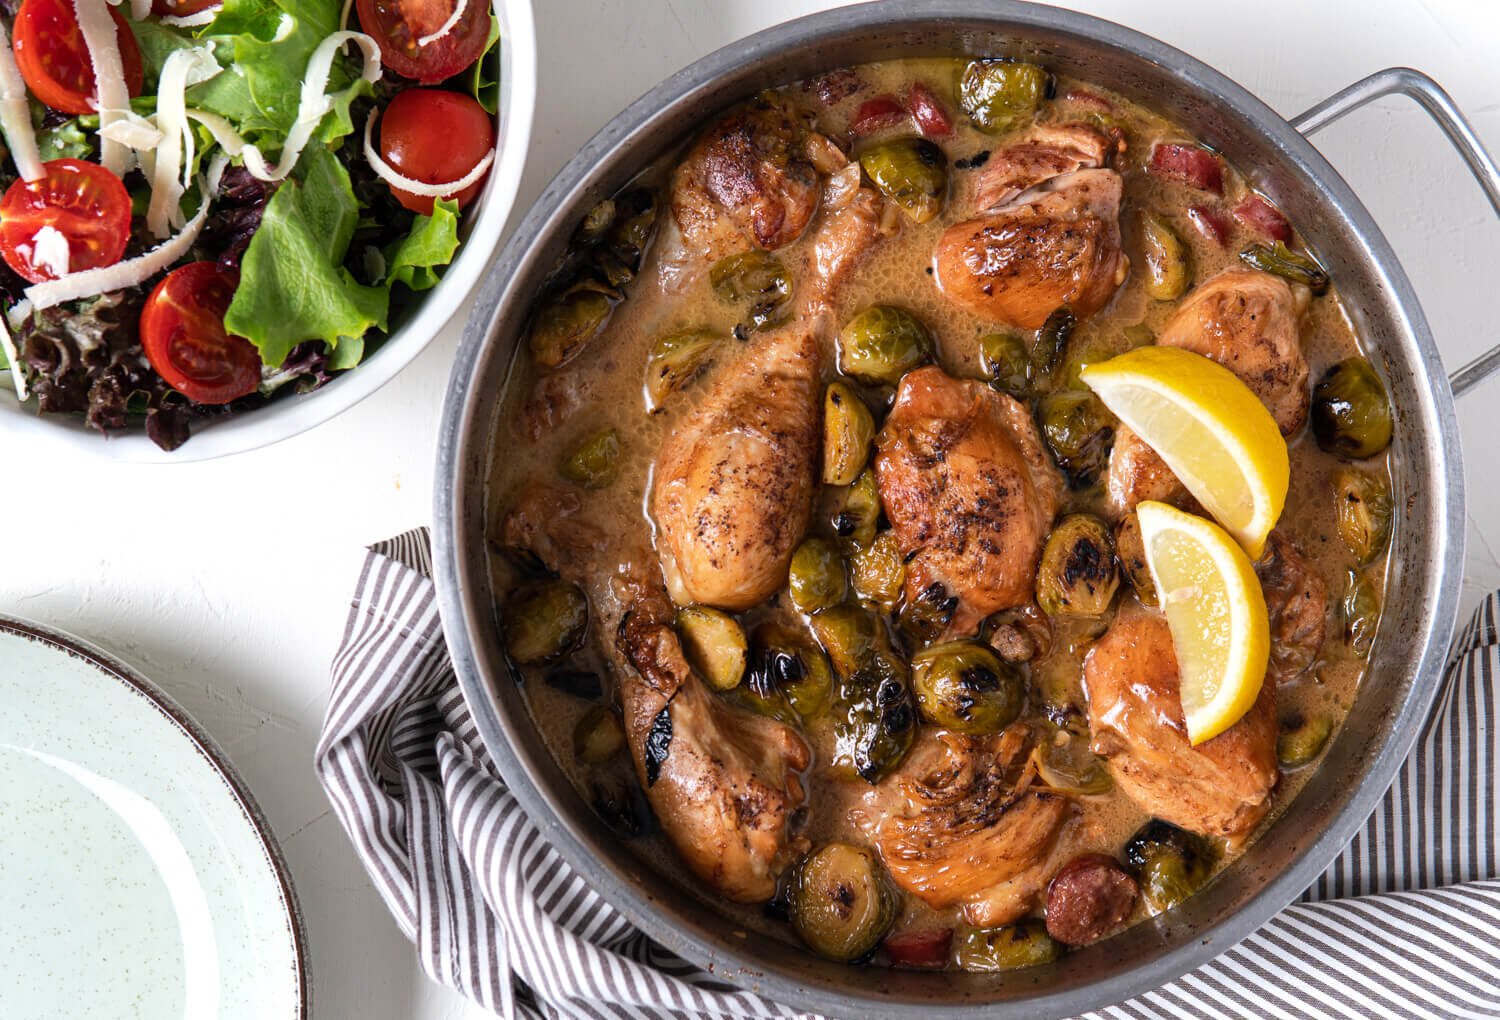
1083,606,1279,840
1256,531,1329,683
875,367,1064,637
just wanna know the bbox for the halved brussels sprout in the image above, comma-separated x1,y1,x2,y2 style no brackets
953,920,1061,972
980,332,1033,399
809,604,878,679
573,705,625,764
1037,514,1119,617
911,641,1024,734
1141,213,1191,301
603,189,658,270
1239,241,1329,295
837,306,935,386
710,250,792,332
559,427,621,489
676,605,748,692
1123,820,1215,914
1033,307,1076,383
791,843,899,962
788,537,849,614
897,581,959,648
832,468,882,549
957,59,1050,135
831,647,916,782
1340,568,1380,659
1040,391,1114,487
1113,512,1158,608
850,532,906,612
1032,726,1112,795
859,137,948,224
823,383,877,486
645,329,721,409
529,287,612,368
503,580,589,665
573,198,616,248
747,623,835,720
1313,358,1393,460
1334,468,1393,565
1278,712,1333,769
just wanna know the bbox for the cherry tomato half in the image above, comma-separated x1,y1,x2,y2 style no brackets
378,88,494,214
13,0,144,116
140,262,263,405
0,158,131,283
150,0,223,15
356,0,490,83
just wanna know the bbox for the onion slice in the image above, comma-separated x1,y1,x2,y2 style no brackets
0,25,43,181
361,107,494,198
415,0,467,47
74,0,132,175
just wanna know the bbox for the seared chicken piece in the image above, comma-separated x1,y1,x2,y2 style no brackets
857,727,1076,928
1108,268,1310,511
972,123,1116,211
1256,531,1328,683
1083,606,1278,840
617,593,810,903
499,486,607,568
875,367,1064,636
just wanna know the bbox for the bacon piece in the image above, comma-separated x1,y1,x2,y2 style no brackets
850,94,908,136
883,928,954,968
1234,194,1293,243
1149,142,1224,194
907,82,954,138
1186,204,1230,246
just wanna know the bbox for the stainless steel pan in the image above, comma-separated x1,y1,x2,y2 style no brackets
433,3,1500,1016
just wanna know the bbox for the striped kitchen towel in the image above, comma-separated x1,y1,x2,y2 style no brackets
315,529,1500,1020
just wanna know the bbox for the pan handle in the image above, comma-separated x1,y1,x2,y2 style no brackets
1292,67,1500,397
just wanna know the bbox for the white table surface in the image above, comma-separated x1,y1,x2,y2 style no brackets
6,0,1499,1016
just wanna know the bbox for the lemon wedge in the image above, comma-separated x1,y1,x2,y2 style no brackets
1136,501,1270,746
1080,346,1289,558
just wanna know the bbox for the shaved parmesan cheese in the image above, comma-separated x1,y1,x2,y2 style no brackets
26,195,210,310
105,0,153,23
7,299,32,331
416,0,467,47
29,226,71,278
339,0,353,29
100,111,164,150
0,309,27,401
160,6,220,26
362,108,494,198
74,0,132,175
148,47,221,237
0,25,43,181
272,12,295,41
206,151,230,197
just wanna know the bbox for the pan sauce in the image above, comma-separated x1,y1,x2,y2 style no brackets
487,57,1388,965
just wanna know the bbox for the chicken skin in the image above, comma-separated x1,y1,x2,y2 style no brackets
1256,531,1328,684
617,592,810,903
857,727,1076,928
1083,606,1278,840
875,367,1064,637
1109,268,1310,511
971,123,1116,211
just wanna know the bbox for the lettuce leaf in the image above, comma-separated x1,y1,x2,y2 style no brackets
384,199,460,292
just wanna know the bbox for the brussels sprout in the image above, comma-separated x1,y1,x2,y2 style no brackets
910,641,1024,734
1340,568,1380,659
747,623,835,720
832,468,882,549
953,920,1061,972
790,843,899,962
1031,726,1112,795
831,647,917,782
573,705,625,764
502,580,589,664
573,197,615,247
1037,514,1119,616
850,532,906,612
1123,323,1155,348
1239,241,1329,295
1334,468,1393,565
837,306,935,386
676,606,748,691
559,427,621,489
645,329,721,409
710,250,792,332
1113,513,1157,608
788,537,849,614
1033,307,1076,383
859,137,948,224
1040,391,1114,486
1313,358,1393,460
529,288,612,368
603,189,658,270
957,60,1050,135
1278,712,1333,769
1123,820,1215,914
980,332,1034,398
985,603,1053,663
810,604,878,678
897,581,959,648
1141,213,1191,301
823,383,877,486
1059,336,1120,393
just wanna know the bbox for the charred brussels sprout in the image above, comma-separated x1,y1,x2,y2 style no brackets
603,189,658,270
1239,241,1329,295
837,306,935,386
1340,568,1380,659
1141,214,1191,301
1113,512,1157,608
823,383,877,486
529,287,612,368
790,843,899,962
645,329,720,409
573,198,616,248
850,532,906,612
1124,820,1215,914
1313,358,1393,460
1278,712,1333,769
832,468,882,548
953,920,1061,972
809,604,878,678
859,137,948,224
911,641,1024,734
1334,468,1393,565
676,606,748,692
980,332,1034,398
788,538,849,614
502,580,588,665
573,706,625,764
710,250,792,332
1037,514,1119,617
957,60,1050,135
1033,307,1076,385
747,624,834,720
897,582,959,648
832,648,917,782
1040,391,1114,486
1032,726,1112,795
559,427,621,489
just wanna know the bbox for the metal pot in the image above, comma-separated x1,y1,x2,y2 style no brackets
434,3,1500,1015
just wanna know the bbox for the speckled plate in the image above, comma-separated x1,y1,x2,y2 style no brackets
0,617,308,1020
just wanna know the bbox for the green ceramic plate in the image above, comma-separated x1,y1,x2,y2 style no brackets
0,617,308,1019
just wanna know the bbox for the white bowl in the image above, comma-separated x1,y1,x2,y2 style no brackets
0,0,537,463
